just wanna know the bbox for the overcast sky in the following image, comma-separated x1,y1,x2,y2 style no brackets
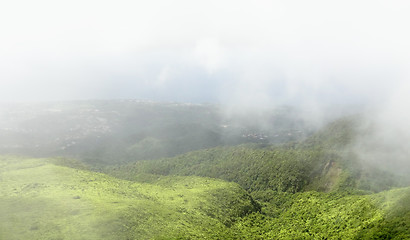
1,0,410,106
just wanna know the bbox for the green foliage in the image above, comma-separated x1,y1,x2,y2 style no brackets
2,114,410,239
0,156,258,239
299,116,359,150
107,143,404,196
355,187,410,239
232,188,410,239
108,145,333,193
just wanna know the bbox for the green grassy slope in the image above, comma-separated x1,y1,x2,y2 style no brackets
108,146,330,193
3,156,408,240
111,117,406,194
0,156,258,240
98,117,410,239
2,115,410,239
232,187,410,239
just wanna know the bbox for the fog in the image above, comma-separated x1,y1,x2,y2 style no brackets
354,80,410,176
1,1,410,172
1,0,409,104
2,3,410,239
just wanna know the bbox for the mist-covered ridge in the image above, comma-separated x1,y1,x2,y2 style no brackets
104,115,409,194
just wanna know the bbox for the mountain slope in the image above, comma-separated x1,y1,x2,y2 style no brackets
0,156,258,239
2,113,410,239
112,116,407,194
108,146,330,193
232,187,410,239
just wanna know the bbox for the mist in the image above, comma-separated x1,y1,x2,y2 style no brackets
2,2,410,238
1,0,409,165
353,80,410,176
0,0,409,103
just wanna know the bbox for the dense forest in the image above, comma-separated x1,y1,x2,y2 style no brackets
1,101,409,239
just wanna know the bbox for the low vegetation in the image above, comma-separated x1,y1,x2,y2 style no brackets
1,103,409,239
2,155,409,239
0,156,258,239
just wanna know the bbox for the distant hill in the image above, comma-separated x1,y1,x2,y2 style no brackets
105,116,408,194
0,100,313,164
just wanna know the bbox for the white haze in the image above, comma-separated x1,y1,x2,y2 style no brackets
1,0,409,105
1,1,410,172
354,80,410,175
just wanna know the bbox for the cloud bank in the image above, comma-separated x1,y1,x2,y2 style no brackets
0,0,409,107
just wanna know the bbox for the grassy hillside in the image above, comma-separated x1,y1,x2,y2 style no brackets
232,187,410,239
108,145,402,195
1,107,410,239
110,117,407,194
2,156,409,239
97,116,410,239
0,156,259,239
107,146,330,193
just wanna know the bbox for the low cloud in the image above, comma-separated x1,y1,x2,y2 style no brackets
0,0,409,108
193,38,226,74
353,79,410,175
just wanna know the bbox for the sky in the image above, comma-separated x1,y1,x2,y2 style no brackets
1,0,410,106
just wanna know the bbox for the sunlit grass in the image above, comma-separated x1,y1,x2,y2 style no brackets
1,155,409,239
0,156,255,239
